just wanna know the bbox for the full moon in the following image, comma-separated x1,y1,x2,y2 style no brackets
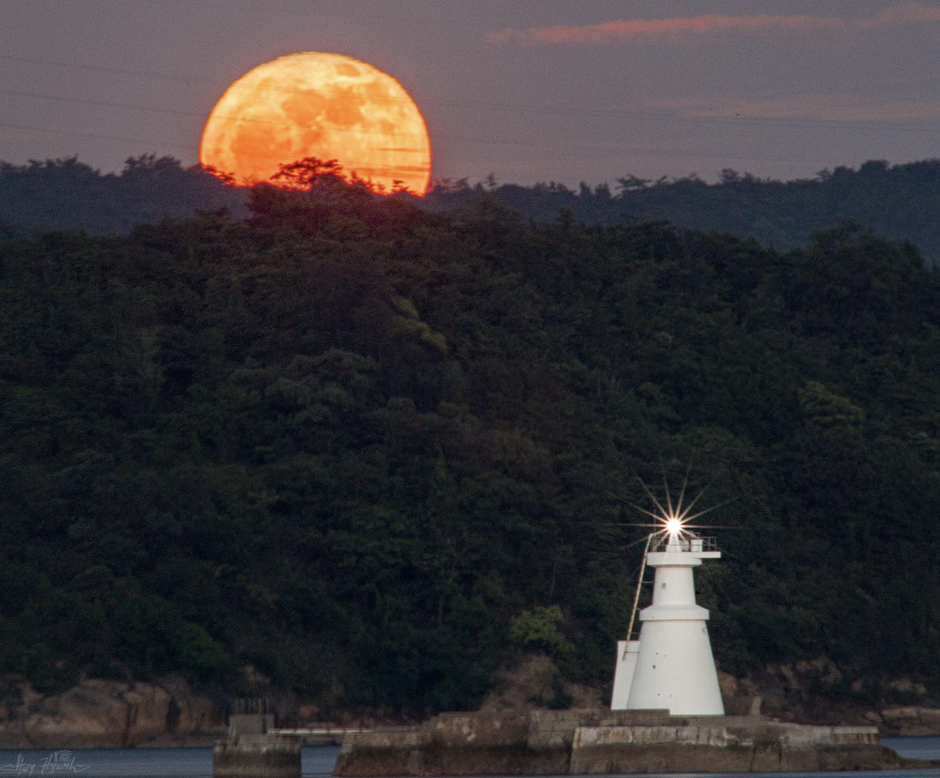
199,52,432,195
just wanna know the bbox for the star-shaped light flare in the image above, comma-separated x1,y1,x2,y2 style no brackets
626,463,730,544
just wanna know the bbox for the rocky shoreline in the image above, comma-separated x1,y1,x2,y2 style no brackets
0,665,938,749
0,676,226,748
715,662,940,738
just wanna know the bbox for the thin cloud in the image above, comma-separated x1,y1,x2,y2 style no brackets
858,1,940,27
488,3,940,45
648,93,940,123
487,15,842,44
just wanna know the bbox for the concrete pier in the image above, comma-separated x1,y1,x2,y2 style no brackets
213,734,301,778
333,708,891,776
569,722,885,774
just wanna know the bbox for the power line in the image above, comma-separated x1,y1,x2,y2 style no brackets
0,54,200,85
0,121,192,153
0,54,428,109
0,113,828,169
0,71,906,169
4,52,940,136
0,121,428,176
104,0,413,25
0,87,428,140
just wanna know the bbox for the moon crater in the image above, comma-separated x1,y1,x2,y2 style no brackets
200,52,432,194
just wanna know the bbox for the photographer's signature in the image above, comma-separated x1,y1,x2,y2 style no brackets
0,752,89,775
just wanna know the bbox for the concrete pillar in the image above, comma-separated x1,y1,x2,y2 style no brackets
213,735,301,778
610,640,640,710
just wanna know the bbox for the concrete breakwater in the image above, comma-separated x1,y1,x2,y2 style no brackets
333,709,892,776
213,734,302,778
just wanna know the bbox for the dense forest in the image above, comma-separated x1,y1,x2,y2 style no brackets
4,155,940,266
0,155,249,237
435,158,940,267
2,168,940,716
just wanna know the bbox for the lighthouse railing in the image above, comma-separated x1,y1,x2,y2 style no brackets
649,535,719,553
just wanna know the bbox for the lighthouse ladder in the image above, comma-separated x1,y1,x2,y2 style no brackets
623,533,653,652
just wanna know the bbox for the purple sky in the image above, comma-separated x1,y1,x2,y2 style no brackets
4,0,940,186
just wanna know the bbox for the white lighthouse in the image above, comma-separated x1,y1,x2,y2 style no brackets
611,519,724,715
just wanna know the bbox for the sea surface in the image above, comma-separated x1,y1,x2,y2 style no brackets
0,746,339,778
0,738,937,778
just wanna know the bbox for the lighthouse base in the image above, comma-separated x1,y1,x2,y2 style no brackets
333,709,896,776
569,721,886,775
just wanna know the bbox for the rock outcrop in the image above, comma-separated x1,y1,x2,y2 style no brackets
726,660,940,734
877,707,940,737
0,676,226,748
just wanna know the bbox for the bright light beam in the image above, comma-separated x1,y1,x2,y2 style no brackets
626,466,732,544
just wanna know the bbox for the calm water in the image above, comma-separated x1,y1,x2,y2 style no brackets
0,738,937,778
884,737,940,761
0,746,339,778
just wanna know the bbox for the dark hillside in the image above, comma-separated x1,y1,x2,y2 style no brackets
429,159,940,266
2,183,940,714
4,155,940,268
0,155,248,235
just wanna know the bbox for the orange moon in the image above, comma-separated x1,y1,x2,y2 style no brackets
199,52,432,195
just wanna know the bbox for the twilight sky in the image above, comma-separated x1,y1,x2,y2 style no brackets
4,0,940,186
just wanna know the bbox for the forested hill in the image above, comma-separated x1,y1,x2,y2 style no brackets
4,155,940,266
0,155,249,236
3,182,940,716
431,158,940,266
